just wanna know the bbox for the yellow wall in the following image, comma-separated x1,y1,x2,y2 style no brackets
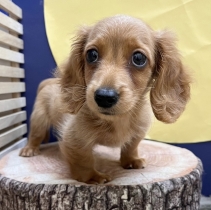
44,0,211,143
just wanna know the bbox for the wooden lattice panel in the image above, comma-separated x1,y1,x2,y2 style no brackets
0,0,27,158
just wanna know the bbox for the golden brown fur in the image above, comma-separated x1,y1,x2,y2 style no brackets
20,15,191,184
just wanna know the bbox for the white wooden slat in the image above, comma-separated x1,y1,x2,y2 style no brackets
0,124,27,148
0,111,26,130
0,58,10,67
0,137,27,159
0,46,24,63
0,97,26,112
0,0,22,19
0,30,23,49
0,66,24,78
0,82,25,94
0,12,23,34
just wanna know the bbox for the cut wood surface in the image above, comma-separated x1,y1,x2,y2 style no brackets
0,97,26,112
0,140,202,209
0,66,24,78
0,0,22,19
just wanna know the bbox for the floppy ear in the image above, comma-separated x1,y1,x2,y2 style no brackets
56,26,91,114
150,30,192,123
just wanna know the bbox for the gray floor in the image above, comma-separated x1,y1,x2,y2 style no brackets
200,196,211,210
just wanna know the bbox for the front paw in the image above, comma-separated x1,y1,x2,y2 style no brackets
86,171,111,184
19,146,40,157
121,157,146,169
72,168,111,184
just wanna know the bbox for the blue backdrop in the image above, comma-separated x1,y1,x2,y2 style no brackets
13,0,211,196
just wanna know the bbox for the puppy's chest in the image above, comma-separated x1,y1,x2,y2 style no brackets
97,119,135,147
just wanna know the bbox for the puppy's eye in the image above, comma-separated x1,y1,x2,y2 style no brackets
86,49,98,63
132,52,147,67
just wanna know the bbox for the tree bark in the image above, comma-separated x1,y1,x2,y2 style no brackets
0,140,203,210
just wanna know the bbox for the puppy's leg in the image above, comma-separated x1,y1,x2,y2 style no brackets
19,104,50,157
60,140,111,184
120,137,146,169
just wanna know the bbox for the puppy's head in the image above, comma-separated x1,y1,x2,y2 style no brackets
58,15,191,123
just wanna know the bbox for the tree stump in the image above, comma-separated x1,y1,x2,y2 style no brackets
0,140,202,210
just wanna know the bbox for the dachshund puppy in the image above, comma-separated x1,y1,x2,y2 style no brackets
20,15,191,184
19,78,63,156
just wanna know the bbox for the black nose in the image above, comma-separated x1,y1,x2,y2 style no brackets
94,88,119,108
